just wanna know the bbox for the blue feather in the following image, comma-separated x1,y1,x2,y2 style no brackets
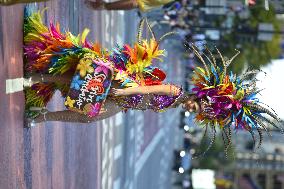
211,64,219,84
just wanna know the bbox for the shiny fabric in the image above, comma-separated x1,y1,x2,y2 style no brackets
110,88,183,112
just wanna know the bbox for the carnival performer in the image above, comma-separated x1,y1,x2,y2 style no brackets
24,9,281,153
24,9,196,125
85,0,173,12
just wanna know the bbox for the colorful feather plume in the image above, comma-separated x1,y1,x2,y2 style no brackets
190,45,282,153
122,39,164,74
23,8,108,117
24,9,108,75
109,18,173,86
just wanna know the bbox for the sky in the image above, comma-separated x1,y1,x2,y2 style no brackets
256,59,284,120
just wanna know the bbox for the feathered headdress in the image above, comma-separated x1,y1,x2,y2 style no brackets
111,18,175,86
190,45,282,156
24,9,108,75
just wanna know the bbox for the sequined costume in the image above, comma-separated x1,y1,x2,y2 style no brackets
111,87,183,112
24,8,182,119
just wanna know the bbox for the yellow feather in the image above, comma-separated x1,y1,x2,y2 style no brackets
81,28,90,45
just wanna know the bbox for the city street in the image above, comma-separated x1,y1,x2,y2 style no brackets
2,1,284,189
0,1,184,189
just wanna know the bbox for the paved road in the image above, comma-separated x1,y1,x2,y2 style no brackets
0,1,138,189
0,1,185,189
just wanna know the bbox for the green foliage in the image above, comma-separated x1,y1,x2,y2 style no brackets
194,134,235,170
220,0,282,73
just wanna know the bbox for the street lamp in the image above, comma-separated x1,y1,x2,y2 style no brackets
185,111,190,117
180,150,186,157
184,125,190,132
179,167,185,174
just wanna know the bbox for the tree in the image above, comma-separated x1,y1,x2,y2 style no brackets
193,133,235,171
220,0,282,73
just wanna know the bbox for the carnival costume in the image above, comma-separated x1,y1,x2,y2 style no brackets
189,45,281,153
24,9,281,151
24,9,182,119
